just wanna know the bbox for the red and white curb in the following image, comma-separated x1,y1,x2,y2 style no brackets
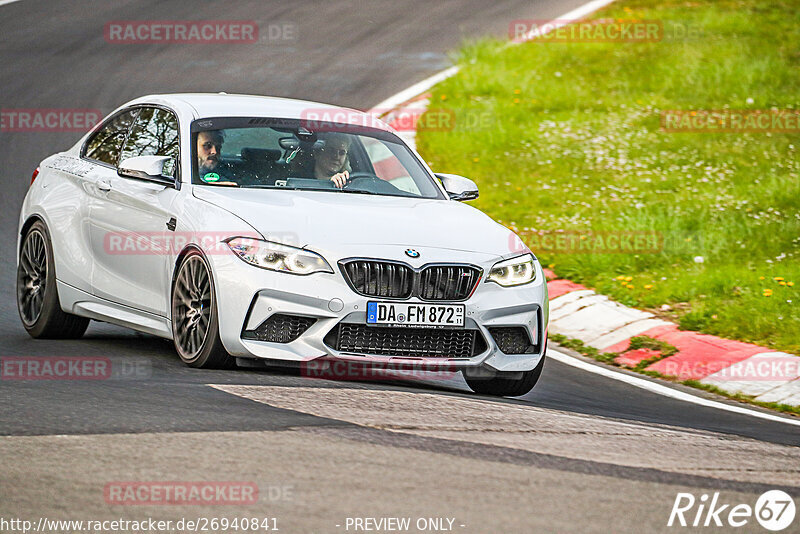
369,62,800,411
546,275,800,406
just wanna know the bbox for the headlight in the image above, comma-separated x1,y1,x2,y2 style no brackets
226,238,333,275
487,253,537,287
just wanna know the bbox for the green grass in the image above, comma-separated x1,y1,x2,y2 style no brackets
417,0,800,355
549,333,617,363
627,335,678,370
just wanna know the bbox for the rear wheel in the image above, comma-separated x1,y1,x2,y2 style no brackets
17,221,90,339
171,250,233,368
464,348,546,397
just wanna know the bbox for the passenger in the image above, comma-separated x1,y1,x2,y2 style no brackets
314,133,352,188
290,132,352,188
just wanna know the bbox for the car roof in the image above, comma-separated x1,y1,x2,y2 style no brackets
126,93,394,132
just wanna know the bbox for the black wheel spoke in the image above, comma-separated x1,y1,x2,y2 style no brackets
31,291,43,319
178,328,189,351
197,268,208,293
192,328,201,353
25,294,35,319
21,245,35,278
175,281,191,307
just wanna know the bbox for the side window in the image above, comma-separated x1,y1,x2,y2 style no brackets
120,107,180,178
83,109,139,166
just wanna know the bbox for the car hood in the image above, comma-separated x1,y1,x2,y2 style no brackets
192,187,517,261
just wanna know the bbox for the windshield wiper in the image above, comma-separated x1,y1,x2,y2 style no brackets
242,185,414,198
340,189,419,198
337,189,381,196
245,185,336,192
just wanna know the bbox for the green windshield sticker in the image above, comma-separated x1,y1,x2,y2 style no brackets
202,172,220,182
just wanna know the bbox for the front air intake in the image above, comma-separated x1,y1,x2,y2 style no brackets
242,313,316,343
488,327,536,354
324,323,487,359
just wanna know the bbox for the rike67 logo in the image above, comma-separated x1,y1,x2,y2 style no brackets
669,490,796,531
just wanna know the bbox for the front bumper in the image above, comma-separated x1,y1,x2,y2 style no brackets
211,251,549,373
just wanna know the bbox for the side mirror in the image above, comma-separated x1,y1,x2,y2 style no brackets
118,156,176,187
436,173,479,201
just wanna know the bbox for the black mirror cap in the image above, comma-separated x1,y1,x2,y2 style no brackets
448,190,479,201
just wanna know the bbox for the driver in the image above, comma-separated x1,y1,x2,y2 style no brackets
311,133,352,188
196,130,238,186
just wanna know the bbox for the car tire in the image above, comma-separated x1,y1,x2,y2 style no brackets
171,249,234,369
17,220,90,339
464,344,546,397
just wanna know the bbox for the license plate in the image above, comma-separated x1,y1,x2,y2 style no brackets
366,302,465,328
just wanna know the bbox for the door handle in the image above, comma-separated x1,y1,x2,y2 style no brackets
97,179,112,192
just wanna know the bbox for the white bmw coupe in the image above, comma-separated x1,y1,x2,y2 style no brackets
17,93,548,396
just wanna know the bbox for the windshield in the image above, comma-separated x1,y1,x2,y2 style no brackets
190,117,444,199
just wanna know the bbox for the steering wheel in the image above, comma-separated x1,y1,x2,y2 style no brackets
343,172,402,194
343,172,381,186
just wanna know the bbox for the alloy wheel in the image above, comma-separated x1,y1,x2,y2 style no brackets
173,255,212,359
17,229,48,326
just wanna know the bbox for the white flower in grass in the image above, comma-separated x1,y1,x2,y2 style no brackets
746,97,754,105
693,256,704,264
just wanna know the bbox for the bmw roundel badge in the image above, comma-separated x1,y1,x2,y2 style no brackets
405,249,420,258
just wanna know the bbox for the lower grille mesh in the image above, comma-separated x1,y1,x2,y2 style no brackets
488,327,536,354
243,314,316,343
325,324,485,359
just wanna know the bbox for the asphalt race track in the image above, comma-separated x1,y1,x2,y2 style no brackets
1,1,798,533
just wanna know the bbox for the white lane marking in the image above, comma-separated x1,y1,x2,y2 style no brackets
371,66,460,114
547,349,800,427
0,0,23,7
518,0,618,41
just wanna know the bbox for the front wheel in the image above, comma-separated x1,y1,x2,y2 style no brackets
17,220,89,339
171,250,233,368
464,351,546,397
